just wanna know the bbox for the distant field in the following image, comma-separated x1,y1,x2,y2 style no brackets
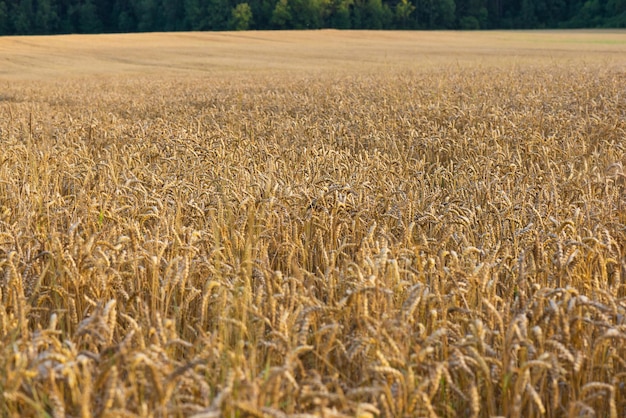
1,31,626,417
0,30,625,79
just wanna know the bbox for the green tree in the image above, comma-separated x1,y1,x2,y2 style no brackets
533,0,568,27
605,0,626,26
231,2,253,29
486,0,502,26
395,0,415,28
568,0,603,26
0,0,618,34
185,0,208,30
248,0,276,29
288,0,326,28
455,0,487,28
327,0,352,28
131,0,159,32
160,0,186,31
34,0,59,33
607,0,626,15
117,10,136,31
519,0,537,27
416,0,456,28
437,0,457,27
206,0,231,30
0,1,9,34
271,0,292,27
79,0,103,33
353,0,392,28
459,14,479,28
12,0,34,34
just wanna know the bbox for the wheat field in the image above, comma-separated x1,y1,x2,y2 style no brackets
1,30,626,417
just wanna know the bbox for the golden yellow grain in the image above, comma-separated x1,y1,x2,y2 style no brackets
1,30,626,418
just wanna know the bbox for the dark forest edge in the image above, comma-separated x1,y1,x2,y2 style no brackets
0,0,625,35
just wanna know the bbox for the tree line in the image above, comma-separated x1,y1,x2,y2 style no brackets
0,0,624,35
